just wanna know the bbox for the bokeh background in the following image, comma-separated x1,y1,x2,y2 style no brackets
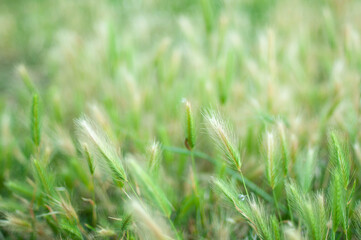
2,0,361,170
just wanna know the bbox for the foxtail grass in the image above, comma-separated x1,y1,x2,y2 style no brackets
213,178,281,240
204,110,249,199
76,116,127,187
17,64,36,93
329,132,352,238
204,110,242,171
286,181,328,240
127,199,175,240
128,157,173,218
147,140,162,174
264,131,282,218
295,148,317,193
81,143,97,226
183,100,196,151
183,100,206,230
31,94,41,149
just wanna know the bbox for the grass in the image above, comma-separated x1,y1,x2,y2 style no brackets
1,0,361,239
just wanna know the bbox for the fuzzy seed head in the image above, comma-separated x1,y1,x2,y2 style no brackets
128,200,174,240
82,143,95,174
17,64,35,93
31,94,41,147
330,132,350,189
283,226,304,240
0,214,32,233
96,227,116,237
76,116,127,186
263,131,283,190
204,110,241,170
184,100,196,150
148,140,162,173
128,158,173,217
33,158,53,194
267,132,275,164
266,132,275,188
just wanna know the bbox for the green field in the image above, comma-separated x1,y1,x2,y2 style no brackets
1,0,361,239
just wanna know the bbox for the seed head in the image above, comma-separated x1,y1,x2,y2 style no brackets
204,110,241,170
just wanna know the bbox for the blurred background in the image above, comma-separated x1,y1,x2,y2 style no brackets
1,0,361,156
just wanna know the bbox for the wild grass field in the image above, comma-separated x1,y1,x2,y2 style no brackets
1,0,361,239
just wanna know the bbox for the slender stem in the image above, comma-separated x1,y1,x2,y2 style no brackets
190,151,206,230
286,194,294,222
127,183,138,199
190,152,199,196
345,228,349,240
30,142,41,239
272,189,281,220
168,217,182,240
30,186,37,240
90,174,97,227
239,169,250,201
